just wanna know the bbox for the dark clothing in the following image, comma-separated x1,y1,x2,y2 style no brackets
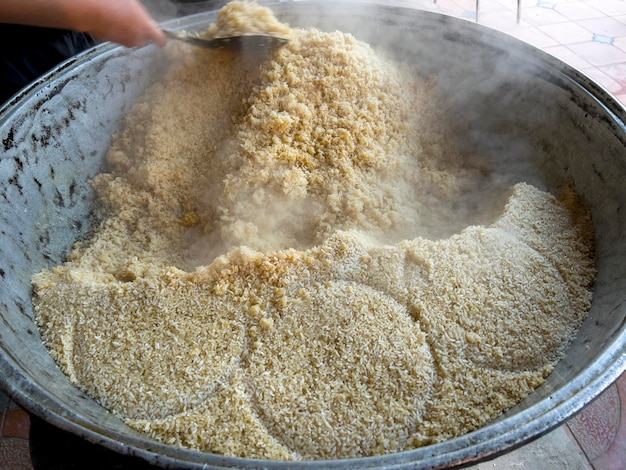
0,24,96,105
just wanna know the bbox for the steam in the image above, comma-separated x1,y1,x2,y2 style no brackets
131,1,554,270
141,0,178,22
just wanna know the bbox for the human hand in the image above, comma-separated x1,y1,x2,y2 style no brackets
64,0,167,48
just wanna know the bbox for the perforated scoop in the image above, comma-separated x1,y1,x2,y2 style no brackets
163,29,289,50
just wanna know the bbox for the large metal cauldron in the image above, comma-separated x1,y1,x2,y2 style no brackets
0,1,625,468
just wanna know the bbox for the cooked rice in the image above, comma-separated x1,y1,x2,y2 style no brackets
33,1,596,461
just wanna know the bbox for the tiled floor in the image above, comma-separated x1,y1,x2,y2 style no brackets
0,395,31,470
1,0,626,468
427,0,626,104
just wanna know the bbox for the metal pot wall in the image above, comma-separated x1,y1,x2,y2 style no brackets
0,1,625,468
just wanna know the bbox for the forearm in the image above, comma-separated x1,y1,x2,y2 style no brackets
0,0,166,47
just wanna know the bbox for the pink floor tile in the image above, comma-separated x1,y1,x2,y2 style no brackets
597,62,626,89
543,44,594,69
518,0,541,7
453,0,480,11
568,373,626,470
432,0,476,15
576,16,626,38
0,438,33,470
567,382,621,461
590,0,626,17
476,0,509,14
589,373,626,470
567,41,626,67
476,9,523,30
428,0,467,14
538,21,594,45
507,26,560,48
579,66,624,94
554,1,606,21
614,36,626,54
433,2,468,18
521,5,570,27
2,408,30,440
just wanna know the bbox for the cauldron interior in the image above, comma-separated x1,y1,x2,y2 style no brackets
0,2,625,468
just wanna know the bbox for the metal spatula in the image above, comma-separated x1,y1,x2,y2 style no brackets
163,29,288,50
